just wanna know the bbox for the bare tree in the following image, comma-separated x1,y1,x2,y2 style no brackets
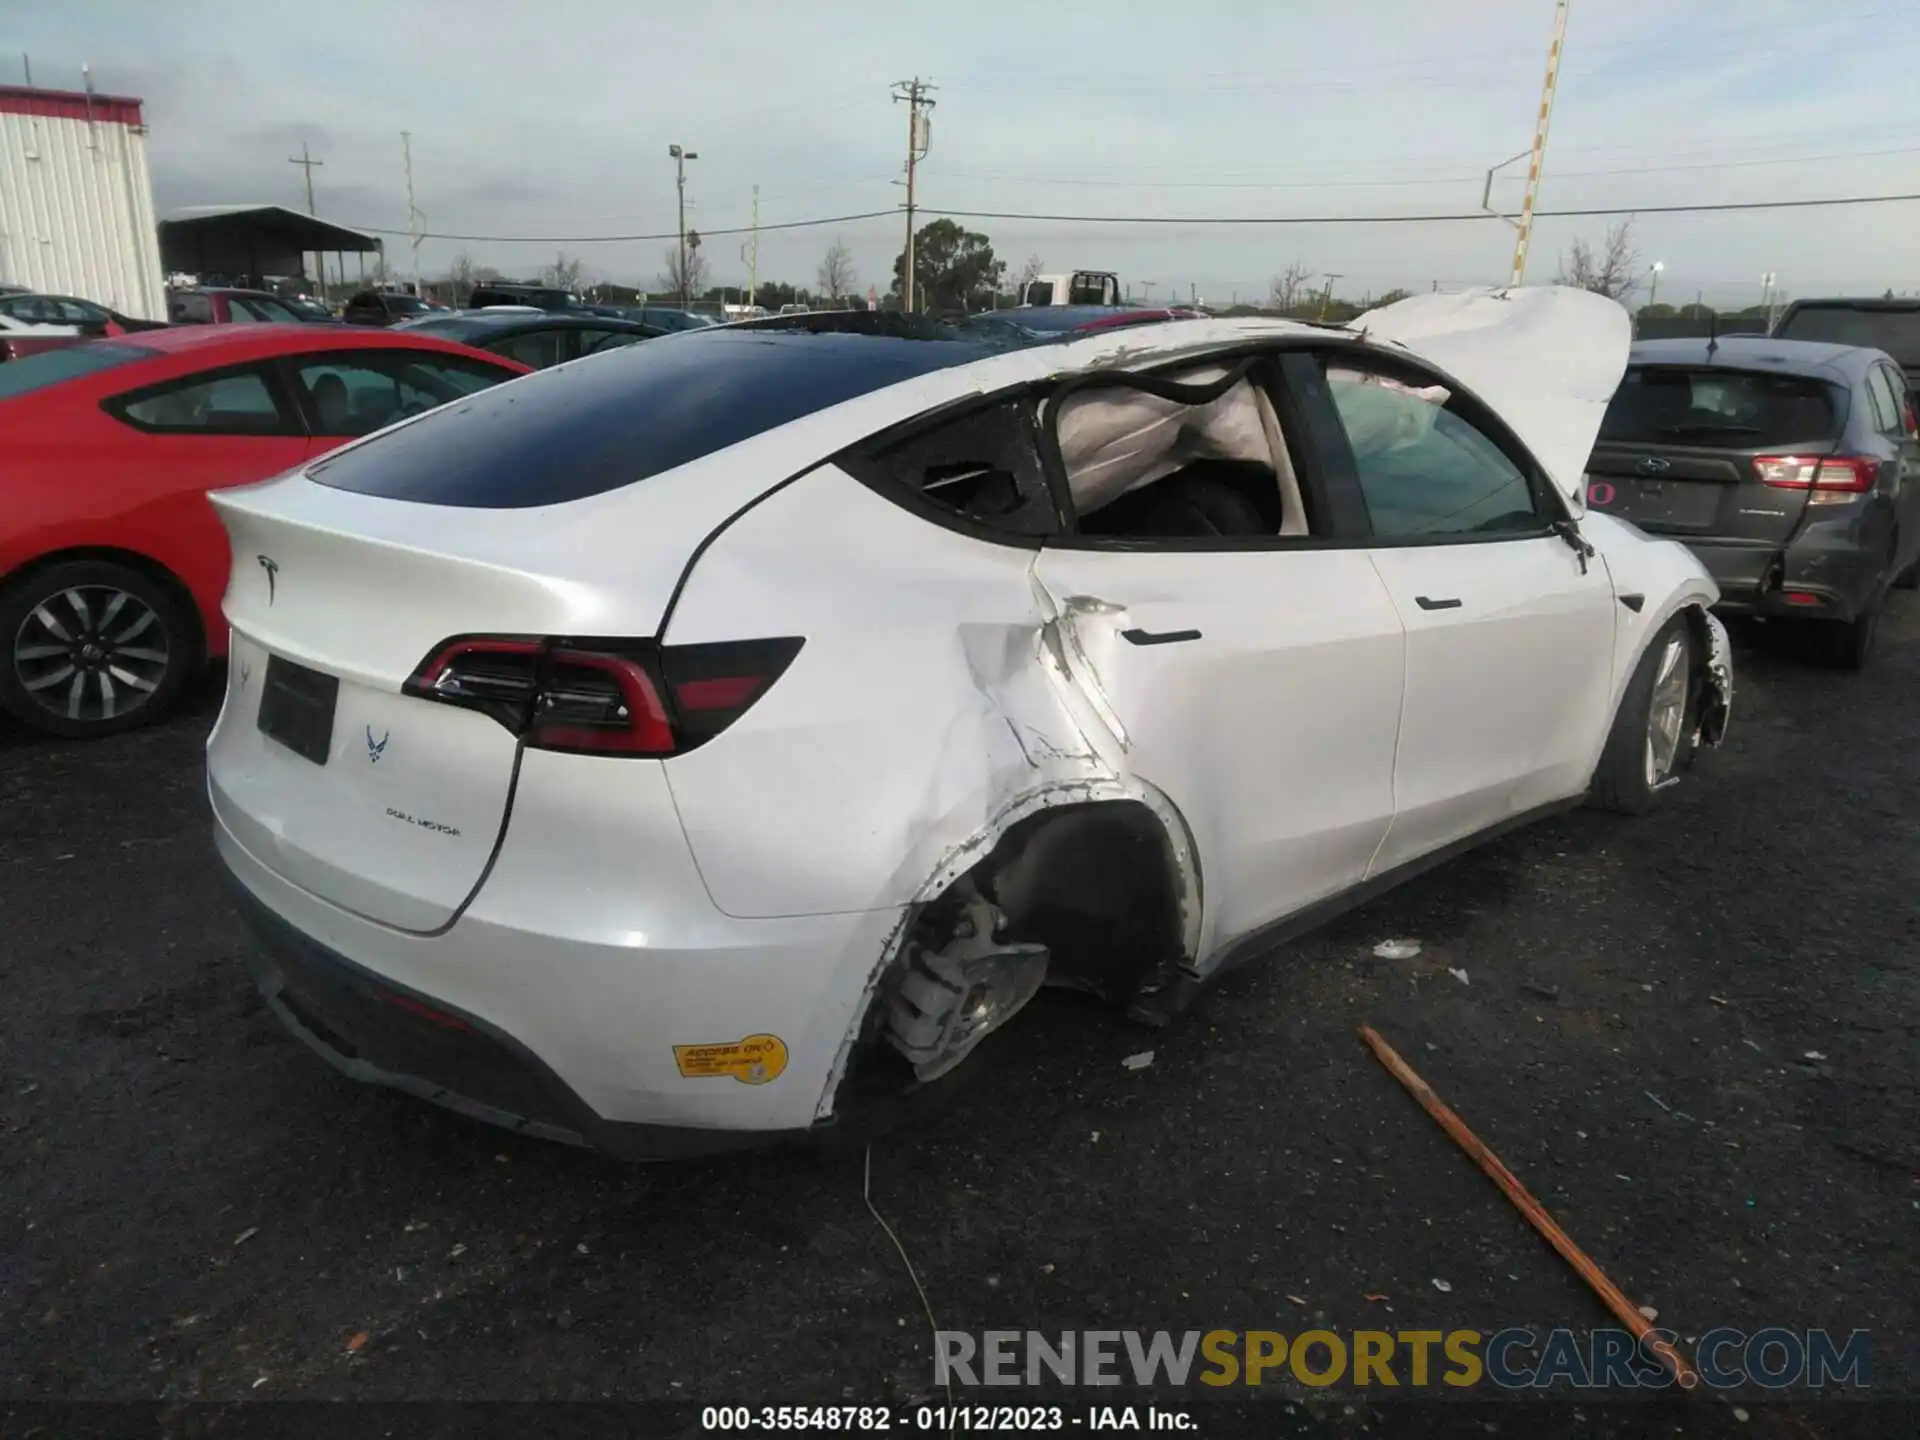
444,250,475,306
1268,262,1312,311
659,243,709,301
543,251,585,293
1018,253,1046,289
817,237,857,304
1556,219,1641,302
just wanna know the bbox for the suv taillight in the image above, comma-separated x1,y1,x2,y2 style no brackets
404,636,803,756
1753,454,1879,506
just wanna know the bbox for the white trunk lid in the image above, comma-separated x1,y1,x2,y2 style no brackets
1353,285,1631,515
206,474,716,931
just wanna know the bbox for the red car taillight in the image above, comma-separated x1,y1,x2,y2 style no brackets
403,636,803,757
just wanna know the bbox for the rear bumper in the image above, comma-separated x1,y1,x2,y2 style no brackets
1682,526,1885,621
212,767,909,1156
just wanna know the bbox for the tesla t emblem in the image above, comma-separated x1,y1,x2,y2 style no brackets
1636,457,1673,476
257,554,279,604
366,726,390,764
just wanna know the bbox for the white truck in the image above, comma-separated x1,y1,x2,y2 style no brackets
1019,270,1122,307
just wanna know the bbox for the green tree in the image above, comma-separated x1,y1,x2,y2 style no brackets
891,219,1005,313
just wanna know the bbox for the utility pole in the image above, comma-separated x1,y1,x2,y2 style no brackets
1761,271,1781,331
1319,273,1343,320
1508,0,1571,287
669,142,698,306
289,141,324,294
892,78,935,312
289,141,323,215
740,184,759,310
401,130,424,299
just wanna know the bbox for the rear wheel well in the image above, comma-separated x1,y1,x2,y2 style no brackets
970,801,1188,1004
828,799,1190,1125
0,547,207,667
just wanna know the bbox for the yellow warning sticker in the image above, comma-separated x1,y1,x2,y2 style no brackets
673,1033,789,1085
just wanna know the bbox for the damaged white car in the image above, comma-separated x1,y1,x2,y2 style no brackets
207,288,1732,1157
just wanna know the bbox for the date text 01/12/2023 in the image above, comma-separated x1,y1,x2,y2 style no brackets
700,1405,1198,1431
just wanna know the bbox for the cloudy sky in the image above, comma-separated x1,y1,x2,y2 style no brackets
11,0,1918,306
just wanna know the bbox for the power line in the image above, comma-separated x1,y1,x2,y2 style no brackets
335,189,1920,247
935,145,1920,192
336,207,900,244
923,192,1920,227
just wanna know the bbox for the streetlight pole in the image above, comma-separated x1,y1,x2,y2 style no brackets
1648,260,1664,310
669,143,698,306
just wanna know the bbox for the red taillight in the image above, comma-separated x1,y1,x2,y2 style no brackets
404,635,802,756
1753,454,1878,495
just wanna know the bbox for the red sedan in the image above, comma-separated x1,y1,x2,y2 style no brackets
0,325,530,738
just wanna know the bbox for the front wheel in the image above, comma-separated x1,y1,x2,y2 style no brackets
1590,616,1695,816
0,560,196,739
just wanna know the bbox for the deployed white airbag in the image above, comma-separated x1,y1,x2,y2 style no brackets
1055,368,1272,514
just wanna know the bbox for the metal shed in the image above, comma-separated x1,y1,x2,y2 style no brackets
157,204,381,290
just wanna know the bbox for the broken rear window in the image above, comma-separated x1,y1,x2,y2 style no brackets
1599,368,1840,448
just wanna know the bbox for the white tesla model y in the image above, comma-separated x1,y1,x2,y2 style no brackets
207,289,1732,1157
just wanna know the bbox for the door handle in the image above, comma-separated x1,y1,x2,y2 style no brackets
1121,627,1203,646
1414,596,1463,611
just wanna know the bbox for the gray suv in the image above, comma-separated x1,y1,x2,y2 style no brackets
1586,336,1920,669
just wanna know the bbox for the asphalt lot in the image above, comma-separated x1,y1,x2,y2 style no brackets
2,604,1917,1435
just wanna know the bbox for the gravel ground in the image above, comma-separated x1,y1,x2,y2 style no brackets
2,606,1916,1437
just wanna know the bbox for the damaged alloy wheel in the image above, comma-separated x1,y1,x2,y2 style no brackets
884,889,1049,1080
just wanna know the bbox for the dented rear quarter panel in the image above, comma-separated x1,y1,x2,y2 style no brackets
658,462,1136,921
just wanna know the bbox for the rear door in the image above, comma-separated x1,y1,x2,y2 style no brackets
1585,365,1843,563
1866,362,1920,573
104,361,310,488
1029,360,1406,950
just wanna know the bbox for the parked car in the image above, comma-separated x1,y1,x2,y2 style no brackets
205,288,1732,1157
0,326,529,738
167,287,315,326
961,304,1200,339
1586,336,1919,669
394,309,667,368
466,282,577,312
341,291,442,327
1774,297,1920,400
280,296,344,324
0,314,85,361
0,291,169,334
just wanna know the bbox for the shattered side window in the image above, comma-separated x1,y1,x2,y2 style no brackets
843,398,1061,540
